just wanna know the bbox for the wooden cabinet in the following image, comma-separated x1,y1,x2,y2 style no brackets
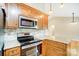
38,18,43,29
4,46,21,56
17,3,48,29
5,3,19,29
31,8,43,29
31,8,39,18
42,14,48,29
32,11,48,29
67,41,79,56
3,3,48,29
17,3,31,17
42,39,67,56
31,8,48,29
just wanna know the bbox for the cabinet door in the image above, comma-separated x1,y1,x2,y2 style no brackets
42,15,48,29
37,17,43,29
31,8,43,29
42,39,47,56
31,8,39,18
4,46,21,56
17,3,31,16
67,41,79,56
17,3,48,29
5,4,18,29
38,14,48,29
42,39,67,56
46,40,67,56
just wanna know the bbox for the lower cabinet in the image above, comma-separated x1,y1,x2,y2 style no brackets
42,39,67,56
67,41,79,56
4,46,21,56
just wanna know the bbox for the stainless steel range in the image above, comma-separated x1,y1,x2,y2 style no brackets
17,33,42,56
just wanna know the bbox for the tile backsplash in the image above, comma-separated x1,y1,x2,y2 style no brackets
4,29,17,41
2,28,48,41
17,28,49,39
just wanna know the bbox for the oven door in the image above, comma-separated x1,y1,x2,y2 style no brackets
21,41,42,56
21,46,37,56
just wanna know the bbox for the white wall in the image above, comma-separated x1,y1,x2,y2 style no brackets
52,3,79,17
48,17,79,43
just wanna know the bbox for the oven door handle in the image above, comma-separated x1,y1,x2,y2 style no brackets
22,42,42,49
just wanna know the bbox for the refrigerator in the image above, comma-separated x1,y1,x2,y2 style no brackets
0,8,6,56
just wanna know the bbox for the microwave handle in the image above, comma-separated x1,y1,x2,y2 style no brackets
34,21,37,26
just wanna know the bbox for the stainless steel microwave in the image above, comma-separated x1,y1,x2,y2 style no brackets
19,16,38,29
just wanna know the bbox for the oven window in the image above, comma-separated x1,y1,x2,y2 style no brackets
21,18,34,27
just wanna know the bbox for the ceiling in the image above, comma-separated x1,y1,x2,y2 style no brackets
27,3,79,17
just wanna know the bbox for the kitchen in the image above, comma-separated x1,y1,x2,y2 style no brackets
0,3,79,56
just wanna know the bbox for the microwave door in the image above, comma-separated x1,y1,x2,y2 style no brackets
35,21,37,26
21,19,29,26
19,16,37,29
21,19,33,27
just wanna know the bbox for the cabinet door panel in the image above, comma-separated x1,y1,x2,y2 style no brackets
17,3,31,16
42,15,48,29
42,39,67,56
31,8,40,18
5,4,18,29
4,46,20,56
17,3,48,29
37,18,43,29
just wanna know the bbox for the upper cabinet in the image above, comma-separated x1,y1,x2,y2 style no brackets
4,3,48,29
17,3,48,29
5,3,19,29
17,4,31,17
42,14,48,29
31,8,43,29
31,7,48,29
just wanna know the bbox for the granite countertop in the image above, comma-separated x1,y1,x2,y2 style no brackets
4,40,20,50
4,39,42,50
35,36,69,44
4,35,70,50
